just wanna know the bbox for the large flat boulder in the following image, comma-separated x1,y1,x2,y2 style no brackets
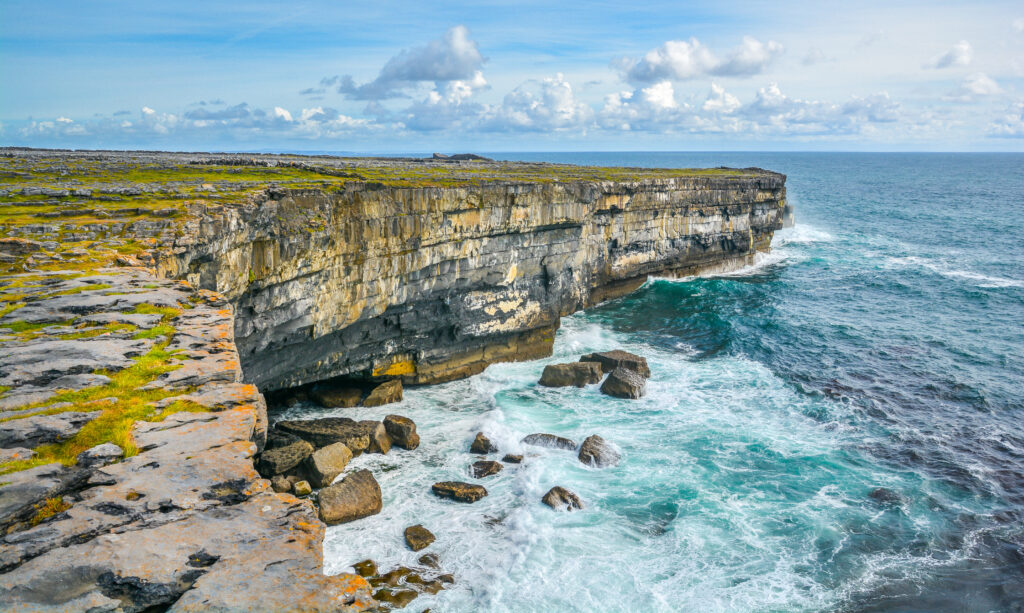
538,362,603,387
276,417,371,453
580,350,651,378
431,481,487,503
522,433,577,450
257,439,313,476
0,411,101,449
318,469,382,525
600,367,646,399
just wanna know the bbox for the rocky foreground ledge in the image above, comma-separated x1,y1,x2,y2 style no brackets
0,149,787,611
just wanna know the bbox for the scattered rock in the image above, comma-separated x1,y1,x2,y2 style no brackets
318,469,383,525
0,411,101,449
580,350,651,378
304,442,353,488
352,559,378,577
522,433,577,450
600,367,647,399
542,486,584,511
363,379,403,407
431,481,488,503
359,420,392,454
577,434,620,468
76,442,125,468
276,418,371,453
471,460,503,478
270,475,291,493
292,480,312,497
469,432,497,454
502,454,523,464
869,487,903,506
538,362,603,387
310,385,362,408
373,588,418,608
256,439,313,476
404,524,436,551
383,414,420,450
417,553,440,569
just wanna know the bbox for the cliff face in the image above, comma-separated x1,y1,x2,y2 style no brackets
163,173,786,391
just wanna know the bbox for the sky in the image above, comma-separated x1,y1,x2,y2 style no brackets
1,0,1023,152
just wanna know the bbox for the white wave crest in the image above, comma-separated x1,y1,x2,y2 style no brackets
887,256,1024,289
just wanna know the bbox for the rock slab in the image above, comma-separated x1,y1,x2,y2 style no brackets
522,433,578,450
542,486,584,511
318,469,383,525
581,350,651,378
600,367,647,399
383,414,420,450
539,362,604,387
431,481,488,503
404,525,436,552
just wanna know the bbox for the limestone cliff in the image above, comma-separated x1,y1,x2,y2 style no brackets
163,173,786,391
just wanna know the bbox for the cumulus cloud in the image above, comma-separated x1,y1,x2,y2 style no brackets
398,71,488,131
619,36,783,84
597,81,692,131
702,83,741,113
946,73,1002,102
737,84,901,134
801,47,829,66
1014,18,1024,34
989,101,1024,137
317,26,485,100
927,40,972,69
484,73,592,132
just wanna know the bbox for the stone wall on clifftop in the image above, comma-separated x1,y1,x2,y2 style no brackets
163,172,786,391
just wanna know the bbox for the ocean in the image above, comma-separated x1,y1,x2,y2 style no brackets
272,152,1024,612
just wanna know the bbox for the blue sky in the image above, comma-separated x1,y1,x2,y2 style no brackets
2,0,1023,151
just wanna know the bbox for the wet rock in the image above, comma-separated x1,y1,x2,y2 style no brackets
310,385,362,408
373,587,417,608
256,439,313,476
376,567,413,587
417,553,440,569
404,524,436,551
542,486,584,511
383,414,420,450
470,432,497,454
431,481,488,503
539,361,603,387
359,420,392,454
363,379,403,407
353,559,378,577
318,469,382,525
600,367,646,399
580,350,651,378
0,411,101,448
270,475,291,493
304,442,352,488
76,442,125,469
869,487,904,506
577,434,620,468
522,433,577,450
276,417,371,453
471,460,503,478
292,480,312,497
502,454,523,464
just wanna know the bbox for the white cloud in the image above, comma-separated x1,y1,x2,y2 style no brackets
1013,18,1024,33
323,26,486,100
641,81,678,110
801,47,829,66
597,81,691,132
989,101,1024,137
927,40,972,69
620,36,783,83
273,107,293,122
946,73,1002,102
485,73,592,132
702,83,740,113
56,116,73,123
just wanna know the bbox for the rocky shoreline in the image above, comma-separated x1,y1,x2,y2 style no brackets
1,149,785,611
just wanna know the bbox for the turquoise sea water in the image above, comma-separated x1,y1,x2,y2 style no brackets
277,153,1024,612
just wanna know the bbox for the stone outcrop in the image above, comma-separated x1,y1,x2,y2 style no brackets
159,160,785,392
580,350,651,378
600,367,647,399
538,361,604,387
578,434,621,468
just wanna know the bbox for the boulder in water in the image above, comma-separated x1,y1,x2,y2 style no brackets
276,417,371,453
359,420,392,454
304,442,352,488
542,486,584,511
502,454,523,464
384,414,420,450
404,524,436,551
363,379,403,407
522,433,577,450
600,367,646,399
469,432,497,454
257,439,313,476
318,469,382,524
577,434,620,468
580,350,651,378
538,362,603,387
431,481,487,503
471,460,503,478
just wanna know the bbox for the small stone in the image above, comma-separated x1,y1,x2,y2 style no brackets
538,362,603,387
383,414,419,450
270,475,291,493
469,432,496,454
304,442,352,488
431,481,488,503
75,442,124,469
542,486,584,511
318,469,382,525
577,434,620,468
257,439,313,476
502,454,523,464
310,385,362,408
471,460,503,478
292,480,312,497
363,379,403,407
521,433,577,450
418,553,440,569
580,350,651,378
352,559,378,577
404,524,436,551
599,367,647,399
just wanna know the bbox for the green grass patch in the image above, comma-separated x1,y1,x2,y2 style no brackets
29,496,71,526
